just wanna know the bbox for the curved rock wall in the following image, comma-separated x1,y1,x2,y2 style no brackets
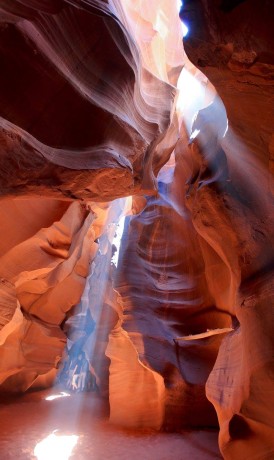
0,1,273,458
180,1,274,457
0,0,182,200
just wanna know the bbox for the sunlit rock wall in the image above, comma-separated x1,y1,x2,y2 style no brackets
0,1,274,459
180,0,274,457
0,0,184,391
182,0,274,177
0,0,182,200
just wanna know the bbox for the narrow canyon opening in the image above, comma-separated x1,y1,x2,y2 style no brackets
0,1,273,459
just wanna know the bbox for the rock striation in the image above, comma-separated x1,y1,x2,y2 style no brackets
0,1,273,459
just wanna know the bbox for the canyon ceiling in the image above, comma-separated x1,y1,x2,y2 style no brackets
0,1,273,459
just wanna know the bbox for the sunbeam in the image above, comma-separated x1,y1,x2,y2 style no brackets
55,196,132,410
176,66,210,134
111,215,126,267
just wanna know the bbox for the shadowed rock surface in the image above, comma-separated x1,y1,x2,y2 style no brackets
0,1,273,459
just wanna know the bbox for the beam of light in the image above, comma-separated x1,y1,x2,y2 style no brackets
75,197,130,389
111,215,126,267
156,153,188,219
34,431,78,460
189,128,200,142
176,67,208,134
45,392,71,401
223,119,229,138
155,9,168,40
56,196,132,401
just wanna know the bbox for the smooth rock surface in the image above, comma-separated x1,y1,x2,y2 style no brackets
0,1,273,459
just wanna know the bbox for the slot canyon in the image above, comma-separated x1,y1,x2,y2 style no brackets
0,0,273,459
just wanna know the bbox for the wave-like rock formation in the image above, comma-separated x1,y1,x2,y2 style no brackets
0,0,274,458
0,0,182,200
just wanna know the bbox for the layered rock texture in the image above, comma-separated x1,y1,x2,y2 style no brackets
0,1,273,459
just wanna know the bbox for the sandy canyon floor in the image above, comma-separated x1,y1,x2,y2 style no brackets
0,386,222,460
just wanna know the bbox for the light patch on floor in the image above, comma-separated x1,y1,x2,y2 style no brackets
34,431,78,460
45,392,71,401
0,388,222,459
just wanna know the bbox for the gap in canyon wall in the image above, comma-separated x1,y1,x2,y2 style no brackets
0,1,273,459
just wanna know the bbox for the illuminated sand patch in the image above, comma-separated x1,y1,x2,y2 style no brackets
45,392,71,401
34,431,78,460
